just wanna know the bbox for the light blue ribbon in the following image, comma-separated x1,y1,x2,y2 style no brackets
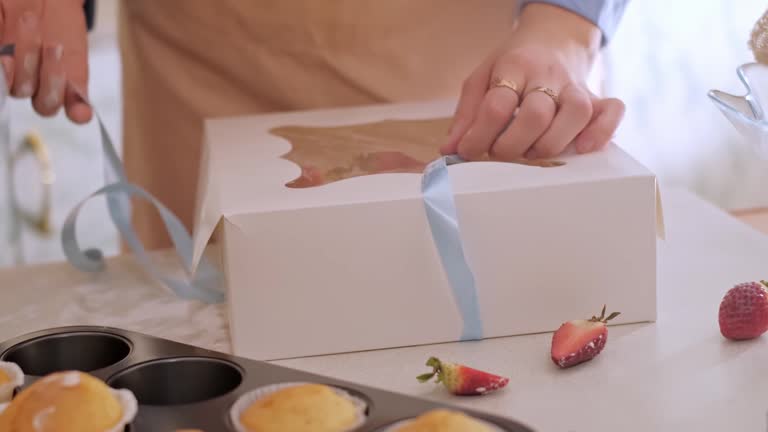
59,87,224,304
421,155,484,340
2,42,479,329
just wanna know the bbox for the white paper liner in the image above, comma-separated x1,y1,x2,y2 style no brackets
377,412,507,432
0,362,24,403
229,381,368,432
106,387,138,432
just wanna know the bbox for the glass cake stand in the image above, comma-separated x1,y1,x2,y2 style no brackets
709,62,768,159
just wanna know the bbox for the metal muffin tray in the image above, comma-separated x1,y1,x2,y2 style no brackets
0,326,535,431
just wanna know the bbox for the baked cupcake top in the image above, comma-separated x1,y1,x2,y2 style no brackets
239,383,361,432
394,409,493,432
0,368,10,385
0,370,137,432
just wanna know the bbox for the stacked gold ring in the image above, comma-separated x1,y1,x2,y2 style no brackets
529,86,559,105
490,77,521,98
490,77,559,106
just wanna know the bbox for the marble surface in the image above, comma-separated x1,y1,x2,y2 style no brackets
1,188,768,431
3,0,768,268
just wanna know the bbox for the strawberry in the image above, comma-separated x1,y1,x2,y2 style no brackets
550,305,620,369
286,165,325,188
718,281,768,340
416,356,509,396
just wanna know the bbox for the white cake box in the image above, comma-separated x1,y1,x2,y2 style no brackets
191,100,662,361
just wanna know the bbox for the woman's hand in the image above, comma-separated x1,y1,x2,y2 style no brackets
441,3,625,161
0,0,91,123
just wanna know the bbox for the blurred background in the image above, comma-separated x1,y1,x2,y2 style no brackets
1,0,767,268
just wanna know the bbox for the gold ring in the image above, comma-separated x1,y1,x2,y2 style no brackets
490,77,521,97
529,86,559,105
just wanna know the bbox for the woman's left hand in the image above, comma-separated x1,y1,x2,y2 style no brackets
441,3,625,161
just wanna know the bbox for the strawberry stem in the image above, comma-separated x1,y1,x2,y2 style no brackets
417,357,444,384
761,280,768,289
589,305,620,323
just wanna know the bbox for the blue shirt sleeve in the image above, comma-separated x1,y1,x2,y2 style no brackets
518,0,630,46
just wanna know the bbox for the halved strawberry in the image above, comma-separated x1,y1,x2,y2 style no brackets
551,305,620,369
417,357,509,396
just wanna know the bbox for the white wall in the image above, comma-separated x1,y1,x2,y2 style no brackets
607,0,768,210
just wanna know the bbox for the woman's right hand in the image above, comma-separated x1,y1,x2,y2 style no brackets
1,0,91,124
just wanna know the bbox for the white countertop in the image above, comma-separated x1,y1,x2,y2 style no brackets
1,187,766,431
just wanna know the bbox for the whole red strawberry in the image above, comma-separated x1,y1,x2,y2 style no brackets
719,281,768,340
551,305,620,369
416,357,509,396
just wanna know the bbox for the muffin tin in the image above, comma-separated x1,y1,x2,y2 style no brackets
0,326,536,431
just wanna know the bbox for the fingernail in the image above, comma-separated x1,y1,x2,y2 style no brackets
45,75,65,108
17,82,33,97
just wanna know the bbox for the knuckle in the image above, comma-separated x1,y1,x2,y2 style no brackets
571,94,593,120
546,62,568,78
502,49,536,68
484,97,512,123
526,106,551,129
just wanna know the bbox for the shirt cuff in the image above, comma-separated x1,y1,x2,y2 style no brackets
517,0,630,46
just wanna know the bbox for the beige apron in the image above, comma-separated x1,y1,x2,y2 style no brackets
118,1,517,250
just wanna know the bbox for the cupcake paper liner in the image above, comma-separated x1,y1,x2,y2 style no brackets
377,414,507,432
230,381,368,432
0,361,24,403
106,387,139,432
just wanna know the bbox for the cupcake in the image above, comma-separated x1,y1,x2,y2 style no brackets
231,382,367,432
0,370,137,432
0,361,24,403
388,409,501,432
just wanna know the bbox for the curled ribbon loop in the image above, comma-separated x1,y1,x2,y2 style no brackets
421,155,484,340
59,82,224,304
